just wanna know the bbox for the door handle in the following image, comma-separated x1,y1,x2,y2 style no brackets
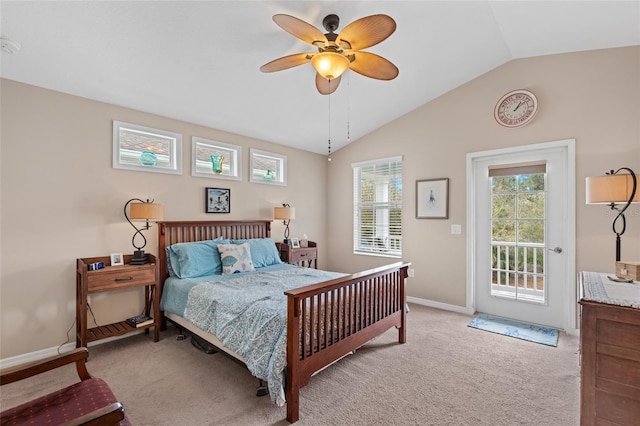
547,247,563,254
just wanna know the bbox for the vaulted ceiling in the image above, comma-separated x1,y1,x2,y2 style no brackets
1,1,638,155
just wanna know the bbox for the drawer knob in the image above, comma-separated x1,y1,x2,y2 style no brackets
115,276,134,282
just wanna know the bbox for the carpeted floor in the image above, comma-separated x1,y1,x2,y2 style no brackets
1,304,580,425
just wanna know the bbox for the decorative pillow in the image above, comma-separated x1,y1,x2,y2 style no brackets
167,239,230,278
218,243,255,275
231,238,282,268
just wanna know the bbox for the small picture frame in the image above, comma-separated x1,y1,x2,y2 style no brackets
290,237,300,248
110,253,124,266
416,178,449,219
206,187,230,213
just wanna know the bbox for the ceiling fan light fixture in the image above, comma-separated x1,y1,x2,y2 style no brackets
311,52,350,80
264,13,397,94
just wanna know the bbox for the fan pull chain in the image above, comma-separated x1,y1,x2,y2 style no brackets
346,73,351,143
327,80,332,162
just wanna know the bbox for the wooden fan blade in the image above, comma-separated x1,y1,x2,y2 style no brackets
260,53,312,73
337,14,396,51
273,14,328,46
349,51,398,80
316,74,341,95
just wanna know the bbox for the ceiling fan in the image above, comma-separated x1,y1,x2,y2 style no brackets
260,13,398,95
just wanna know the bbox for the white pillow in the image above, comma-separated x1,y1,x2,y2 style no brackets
218,243,256,275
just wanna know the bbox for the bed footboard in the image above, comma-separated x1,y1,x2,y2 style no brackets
284,261,410,422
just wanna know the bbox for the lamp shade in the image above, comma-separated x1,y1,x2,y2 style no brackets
311,52,350,80
274,206,295,220
586,174,640,204
129,202,164,220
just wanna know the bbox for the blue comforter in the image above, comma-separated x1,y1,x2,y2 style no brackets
161,265,346,405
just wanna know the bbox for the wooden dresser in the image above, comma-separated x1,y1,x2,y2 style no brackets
578,271,640,425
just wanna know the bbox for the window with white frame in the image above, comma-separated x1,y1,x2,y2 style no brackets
250,148,287,185
192,137,242,180
112,121,182,175
353,156,403,257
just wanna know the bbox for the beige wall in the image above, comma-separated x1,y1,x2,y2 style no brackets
328,46,640,307
0,79,328,359
2,46,639,359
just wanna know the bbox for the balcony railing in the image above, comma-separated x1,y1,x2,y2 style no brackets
357,235,402,256
491,242,545,304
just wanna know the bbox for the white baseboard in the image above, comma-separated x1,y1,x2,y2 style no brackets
407,296,475,315
564,327,580,336
0,330,147,369
1,306,577,369
2,300,470,369
406,297,581,336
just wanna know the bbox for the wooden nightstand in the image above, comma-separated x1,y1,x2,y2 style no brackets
276,241,318,268
76,254,160,348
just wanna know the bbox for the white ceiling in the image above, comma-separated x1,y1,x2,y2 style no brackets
1,1,639,155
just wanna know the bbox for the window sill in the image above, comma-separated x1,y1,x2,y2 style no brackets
353,251,402,259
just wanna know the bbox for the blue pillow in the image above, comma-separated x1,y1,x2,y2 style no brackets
167,239,230,278
231,238,282,268
165,247,176,277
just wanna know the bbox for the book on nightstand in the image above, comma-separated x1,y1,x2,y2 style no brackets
126,314,154,328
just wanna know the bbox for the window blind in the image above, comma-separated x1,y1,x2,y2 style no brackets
352,156,403,256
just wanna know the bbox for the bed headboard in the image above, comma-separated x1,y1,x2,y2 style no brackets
156,220,272,295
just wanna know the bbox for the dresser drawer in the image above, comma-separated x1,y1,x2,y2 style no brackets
87,266,156,292
289,248,316,263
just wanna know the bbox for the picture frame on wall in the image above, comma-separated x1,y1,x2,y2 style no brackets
416,178,449,219
205,187,230,213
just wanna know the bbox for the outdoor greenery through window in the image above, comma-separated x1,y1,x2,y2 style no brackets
112,121,182,175
352,156,402,257
490,163,546,303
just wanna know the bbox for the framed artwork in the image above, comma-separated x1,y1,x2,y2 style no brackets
290,237,300,248
110,253,124,266
205,187,230,213
416,178,449,219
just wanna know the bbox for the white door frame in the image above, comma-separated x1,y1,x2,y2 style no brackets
465,139,577,333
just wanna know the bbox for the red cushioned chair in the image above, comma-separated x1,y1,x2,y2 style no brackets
1,347,130,425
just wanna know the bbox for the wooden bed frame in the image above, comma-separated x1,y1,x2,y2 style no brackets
157,220,409,423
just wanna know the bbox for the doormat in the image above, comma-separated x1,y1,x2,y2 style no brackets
468,314,559,347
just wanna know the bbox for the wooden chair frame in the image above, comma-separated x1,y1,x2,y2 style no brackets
1,347,126,426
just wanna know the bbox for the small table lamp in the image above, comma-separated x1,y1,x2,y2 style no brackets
274,204,295,244
586,168,639,262
124,198,164,264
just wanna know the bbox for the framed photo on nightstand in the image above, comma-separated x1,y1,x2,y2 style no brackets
290,237,300,248
110,253,124,266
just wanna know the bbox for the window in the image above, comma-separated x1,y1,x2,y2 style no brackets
250,148,287,185
192,137,242,181
112,121,182,175
353,156,403,257
490,162,547,303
